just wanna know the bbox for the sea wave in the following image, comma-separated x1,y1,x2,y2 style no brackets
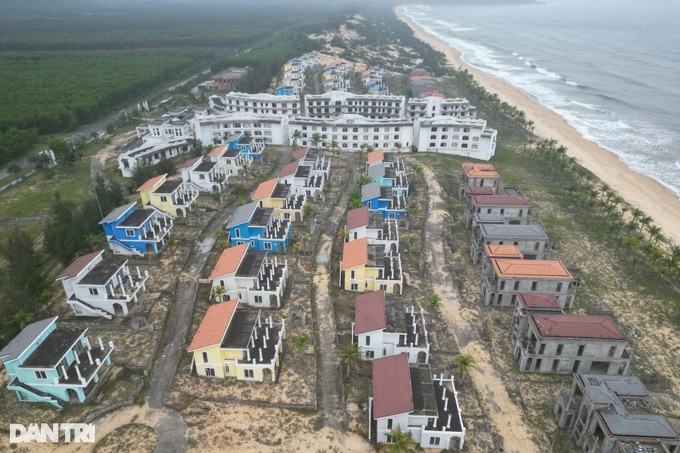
401,6,680,196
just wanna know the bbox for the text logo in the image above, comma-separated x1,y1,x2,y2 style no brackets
9,423,95,443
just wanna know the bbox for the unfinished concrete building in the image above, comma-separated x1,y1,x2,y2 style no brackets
471,223,550,264
463,193,532,229
458,162,500,198
555,374,680,453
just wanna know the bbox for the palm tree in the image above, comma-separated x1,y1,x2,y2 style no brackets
394,142,402,154
12,309,34,330
406,201,420,218
216,239,231,250
311,132,322,150
427,294,441,307
8,163,22,180
329,139,339,156
387,426,412,453
638,215,653,235
340,343,361,376
337,228,350,242
291,333,313,352
303,202,315,221
210,286,226,302
291,129,302,149
453,353,476,384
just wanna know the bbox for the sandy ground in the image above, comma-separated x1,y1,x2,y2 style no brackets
396,6,680,244
421,165,540,453
89,130,137,182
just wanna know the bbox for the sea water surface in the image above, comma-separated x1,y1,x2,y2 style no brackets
403,0,680,197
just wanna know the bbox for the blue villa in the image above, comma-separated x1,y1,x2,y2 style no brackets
225,201,292,253
276,85,295,96
361,182,408,220
100,202,174,256
0,317,113,409
367,162,410,197
225,132,265,163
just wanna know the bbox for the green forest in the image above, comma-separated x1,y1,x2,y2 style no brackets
0,0,350,166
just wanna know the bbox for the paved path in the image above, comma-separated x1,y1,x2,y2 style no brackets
420,164,539,453
311,153,358,430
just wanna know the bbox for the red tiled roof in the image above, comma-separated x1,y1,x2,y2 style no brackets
354,291,386,334
56,250,103,280
252,178,278,200
517,293,562,310
278,161,299,178
367,149,384,164
492,259,573,279
187,300,239,351
531,314,625,340
472,194,528,207
209,243,249,279
372,354,413,418
137,174,167,192
467,186,494,196
208,144,227,157
346,206,369,230
181,157,202,169
341,238,368,270
466,167,500,178
485,244,523,259
292,147,308,160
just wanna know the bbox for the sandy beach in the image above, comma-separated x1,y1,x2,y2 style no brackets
396,5,680,244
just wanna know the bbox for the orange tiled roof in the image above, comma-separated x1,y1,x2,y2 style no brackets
187,300,239,351
137,174,167,192
466,168,500,178
209,243,249,279
531,314,624,340
278,161,299,178
367,149,384,164
341,238,368,270
492,259,573,279
485,244,523,259
252,178,278,200
208,144,228,157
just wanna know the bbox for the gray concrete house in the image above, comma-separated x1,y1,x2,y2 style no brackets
481,258,578,307
471,223,550,264
463,193,532,229
511,308,631,375
458,162,500,198
555,374,680,453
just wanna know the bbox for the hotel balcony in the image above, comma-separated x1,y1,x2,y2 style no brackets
58,340,113,388
262,218,291,241
108,270,149,301
143,221,172,241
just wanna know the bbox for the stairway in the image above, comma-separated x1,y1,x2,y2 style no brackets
9,379,67,408
70,299,113,319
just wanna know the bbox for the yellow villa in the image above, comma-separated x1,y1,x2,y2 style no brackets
187,300,284,382
251,177,306,223
137,174,199,218
339,238,403,295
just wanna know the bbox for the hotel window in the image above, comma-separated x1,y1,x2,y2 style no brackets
126,229,135,237
556,282,563,292
429,437,441,446
88,288,99,296
254,296,263,304
244,369,254,378
35,370,47,379
264,242,272,250
387,419,393,430
160,196,168,203
462,144,468,148
351,283,359,291
205,368,215,377
202,352,209,363
531,281,538,291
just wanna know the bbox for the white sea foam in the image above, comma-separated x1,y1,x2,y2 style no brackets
402,5,680,195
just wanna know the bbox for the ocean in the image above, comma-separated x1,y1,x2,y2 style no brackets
402,0,680,197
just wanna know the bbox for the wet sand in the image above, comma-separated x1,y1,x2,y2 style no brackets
396,5,680,244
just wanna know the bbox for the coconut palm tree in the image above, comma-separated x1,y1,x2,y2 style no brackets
406,201,420,218
340,343,361,376
311,132,322,150
291,333,313,352
453,353,476,384
291,129,302,149
12,309,34,330
210,285,226,302
337,228,350,242
638,215,653,235
387,426,412,453
329,139,339,156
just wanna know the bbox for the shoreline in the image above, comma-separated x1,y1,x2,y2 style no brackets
395,5,680,244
